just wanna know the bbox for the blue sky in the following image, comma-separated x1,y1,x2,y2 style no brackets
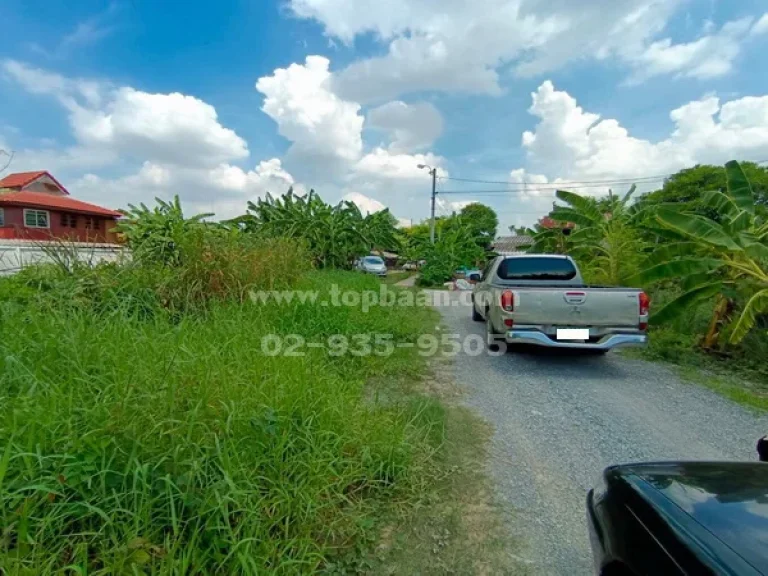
2,0,768,229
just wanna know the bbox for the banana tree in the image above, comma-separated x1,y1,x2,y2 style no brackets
115,195,213,265
529,186,646,285
630,160,768,346
236,189,399,268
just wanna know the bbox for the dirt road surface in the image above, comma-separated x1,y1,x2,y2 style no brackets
432,290,768,574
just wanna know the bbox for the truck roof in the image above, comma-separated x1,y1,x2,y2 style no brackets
500,253,571,260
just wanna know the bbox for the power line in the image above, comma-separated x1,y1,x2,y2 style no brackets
438,173,672,186
439,179,667,195
438,159,768,191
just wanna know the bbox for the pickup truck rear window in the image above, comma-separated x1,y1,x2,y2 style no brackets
496,257,577,281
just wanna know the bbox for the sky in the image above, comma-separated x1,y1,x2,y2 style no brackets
1,0,768,232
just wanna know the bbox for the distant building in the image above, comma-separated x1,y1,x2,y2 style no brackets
492,235,533,255
0,171,121,243
538,216,575,230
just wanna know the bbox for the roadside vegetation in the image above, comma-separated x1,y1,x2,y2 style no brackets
402,203,498,287
0,195,495,573
381,270,414,285
528,160,768,399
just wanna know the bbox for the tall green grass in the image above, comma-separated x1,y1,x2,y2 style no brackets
0,240,439,573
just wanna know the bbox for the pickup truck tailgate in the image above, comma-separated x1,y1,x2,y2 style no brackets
512,289,641,327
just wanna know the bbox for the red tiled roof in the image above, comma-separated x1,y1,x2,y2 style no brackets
0,171,70,194
0,191,121,217
538,216,575,229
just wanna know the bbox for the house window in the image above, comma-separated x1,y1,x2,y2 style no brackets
60,213,77,227
85,217,102,231
0,208,4,226
24,209,50,229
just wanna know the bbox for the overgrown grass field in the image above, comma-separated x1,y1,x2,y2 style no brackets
0,239,441,573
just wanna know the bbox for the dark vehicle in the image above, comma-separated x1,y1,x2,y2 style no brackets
587,461,768,575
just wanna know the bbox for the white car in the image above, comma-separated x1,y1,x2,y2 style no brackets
356,255,387,276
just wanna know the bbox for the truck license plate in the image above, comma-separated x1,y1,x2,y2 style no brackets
557,328,589,340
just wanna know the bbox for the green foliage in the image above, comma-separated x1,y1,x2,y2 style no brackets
509,225,533,236
114,195,213,265
633,160,768,345
12,231,308,317
416,221,486,287
529,186,645,285
527,160,768,351
458,203,498,249
634,161,768,222
235,189,399,268
0,261,440,573
636,326,698,364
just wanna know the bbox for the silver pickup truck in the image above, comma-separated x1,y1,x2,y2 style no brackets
472,254,649,353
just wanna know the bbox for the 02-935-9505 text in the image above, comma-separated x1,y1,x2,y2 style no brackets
261,333,507,357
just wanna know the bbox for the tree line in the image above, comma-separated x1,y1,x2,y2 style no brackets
526,160,768,352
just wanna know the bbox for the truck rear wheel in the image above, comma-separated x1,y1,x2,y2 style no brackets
486,316,501,351
472,300,483,321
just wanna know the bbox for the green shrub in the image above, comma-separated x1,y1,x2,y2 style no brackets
416,260,454,287
641,326,697,363
9,233,308,317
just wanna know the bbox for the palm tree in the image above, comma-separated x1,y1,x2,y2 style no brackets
631,161,768,346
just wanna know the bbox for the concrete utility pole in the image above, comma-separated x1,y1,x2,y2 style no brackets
418,164,438,244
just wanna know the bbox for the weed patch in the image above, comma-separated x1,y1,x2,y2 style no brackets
0,265,440,573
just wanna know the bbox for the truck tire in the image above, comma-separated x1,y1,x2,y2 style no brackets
486,316,501,352
471,300,483,322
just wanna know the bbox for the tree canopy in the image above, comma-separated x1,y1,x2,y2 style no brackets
458,203,498,248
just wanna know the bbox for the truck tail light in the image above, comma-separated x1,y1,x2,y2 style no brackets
639,292,650,330
500,290,514,312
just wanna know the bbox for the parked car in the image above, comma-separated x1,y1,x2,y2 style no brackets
455,266,481,279
356,255,387,276
587,461,768,575
471,254,649,353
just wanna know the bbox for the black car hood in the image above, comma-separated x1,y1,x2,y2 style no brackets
615,462,768,573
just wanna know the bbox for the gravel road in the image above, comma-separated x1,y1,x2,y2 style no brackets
432,290,768,575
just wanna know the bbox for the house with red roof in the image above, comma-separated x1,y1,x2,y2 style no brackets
0,171,122,243
538,215,575,230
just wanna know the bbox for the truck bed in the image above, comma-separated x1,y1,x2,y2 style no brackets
490,283,643,328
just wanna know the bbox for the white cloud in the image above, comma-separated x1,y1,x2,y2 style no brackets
338,148,448,224
353,147,445,181
2,60,281,220
252,56,445,222
255,56,363,180
291,1,768,101
518,80,768,188
2,60,105,107
492,81,768,228
3,57,440,226
2,60,248,169
626,17,755,83
291,0,705,102
437,198,473,213
71,158,299,220
342,191,386,214
752,13,768,36
367,100,444,152
76,88,249,167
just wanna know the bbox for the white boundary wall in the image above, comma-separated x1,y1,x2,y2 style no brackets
0,240,128,275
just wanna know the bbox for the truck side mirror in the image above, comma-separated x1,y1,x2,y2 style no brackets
468,273,481,282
